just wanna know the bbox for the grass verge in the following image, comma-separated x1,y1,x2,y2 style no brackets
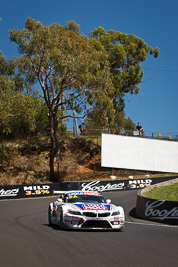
144,183,178,201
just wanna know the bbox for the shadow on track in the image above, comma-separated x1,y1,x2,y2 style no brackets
43,223,125,232
128,207,178,226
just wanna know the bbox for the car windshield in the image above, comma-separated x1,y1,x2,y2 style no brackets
64,192,107,203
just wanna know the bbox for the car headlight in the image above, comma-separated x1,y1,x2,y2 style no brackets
111,211,120,216
68,210,81,216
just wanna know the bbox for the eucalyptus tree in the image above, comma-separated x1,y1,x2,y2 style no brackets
89,27,160,129
0,52,47,139
9,18,111,177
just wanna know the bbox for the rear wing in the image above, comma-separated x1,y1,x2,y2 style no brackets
53,191,67,197
52,191,68,202
53,190,100,196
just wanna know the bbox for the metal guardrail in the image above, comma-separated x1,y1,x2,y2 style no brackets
68,127,178,142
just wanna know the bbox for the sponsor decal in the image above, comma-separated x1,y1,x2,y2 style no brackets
81,180,125,192
51,203,56,214
51,208,56,216
23,185,50,196
84,192,100,196
83,203,108,211
129,179,152,189
0,188,19,198
68,192,84,196
67,192,100,197
71,217,84,225
64,219,71,223
73,203,111,211
69,204,83,210
71,217,82,221
113,221,119,225
145,200,178,220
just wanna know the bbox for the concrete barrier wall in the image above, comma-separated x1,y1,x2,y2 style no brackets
101,133,178,173
136,178,178,225
0,176,177,200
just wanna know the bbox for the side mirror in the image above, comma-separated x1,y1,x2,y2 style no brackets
106,199,111,204
57,198,63,203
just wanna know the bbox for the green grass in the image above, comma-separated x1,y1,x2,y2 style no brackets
144,183,178,201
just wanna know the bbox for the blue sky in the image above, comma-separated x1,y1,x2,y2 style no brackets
1,0,178,135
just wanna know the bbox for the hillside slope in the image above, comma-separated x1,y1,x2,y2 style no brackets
0,135,175,185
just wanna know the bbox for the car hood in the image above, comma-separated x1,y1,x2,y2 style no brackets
67,202,115,211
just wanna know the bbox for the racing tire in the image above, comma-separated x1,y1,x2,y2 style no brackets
48,206,52,226
119,226,125,232
60,209,64,230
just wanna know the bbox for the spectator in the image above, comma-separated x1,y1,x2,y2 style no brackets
136,122,143,137
79,124,84,135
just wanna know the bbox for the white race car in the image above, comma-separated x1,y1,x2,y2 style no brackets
48,191,125,230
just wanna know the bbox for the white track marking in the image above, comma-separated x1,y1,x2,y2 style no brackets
126,220,178,228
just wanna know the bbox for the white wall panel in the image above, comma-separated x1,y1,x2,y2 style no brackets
101,134,178,173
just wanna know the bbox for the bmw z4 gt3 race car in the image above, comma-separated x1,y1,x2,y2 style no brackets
48,191,125,230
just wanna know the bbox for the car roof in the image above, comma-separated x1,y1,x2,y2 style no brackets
65,191,100,195
54,190,101,198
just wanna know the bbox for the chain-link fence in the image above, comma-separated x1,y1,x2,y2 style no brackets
67,127,178,145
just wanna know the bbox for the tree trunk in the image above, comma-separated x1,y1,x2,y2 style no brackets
48,109,60,179
53,111,60,158
49,111,55,178
61,91,65,135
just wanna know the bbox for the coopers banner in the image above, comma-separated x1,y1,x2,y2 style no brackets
0,184,53,199
0,176,177,199
101,133,178,173
136,192,178,225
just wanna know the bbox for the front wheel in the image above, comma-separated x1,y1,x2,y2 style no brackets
60,210,64,230
48,206,52,226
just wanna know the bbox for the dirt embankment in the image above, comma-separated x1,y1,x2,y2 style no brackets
0,136,175,185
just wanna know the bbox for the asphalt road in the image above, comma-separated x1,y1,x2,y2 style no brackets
0,190,177,267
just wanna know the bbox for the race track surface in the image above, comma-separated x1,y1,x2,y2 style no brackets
0,190,177,267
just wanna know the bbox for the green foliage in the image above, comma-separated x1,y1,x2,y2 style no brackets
8,18,159,137
0,53,9,75
9,18,110,118
144,183,178,201
88,27,159,130
0,143,13,165
9,18,111,176
86,106,135,134
64,20,80,34
37,152,45,165
0,72,48,138
5,18,159,177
